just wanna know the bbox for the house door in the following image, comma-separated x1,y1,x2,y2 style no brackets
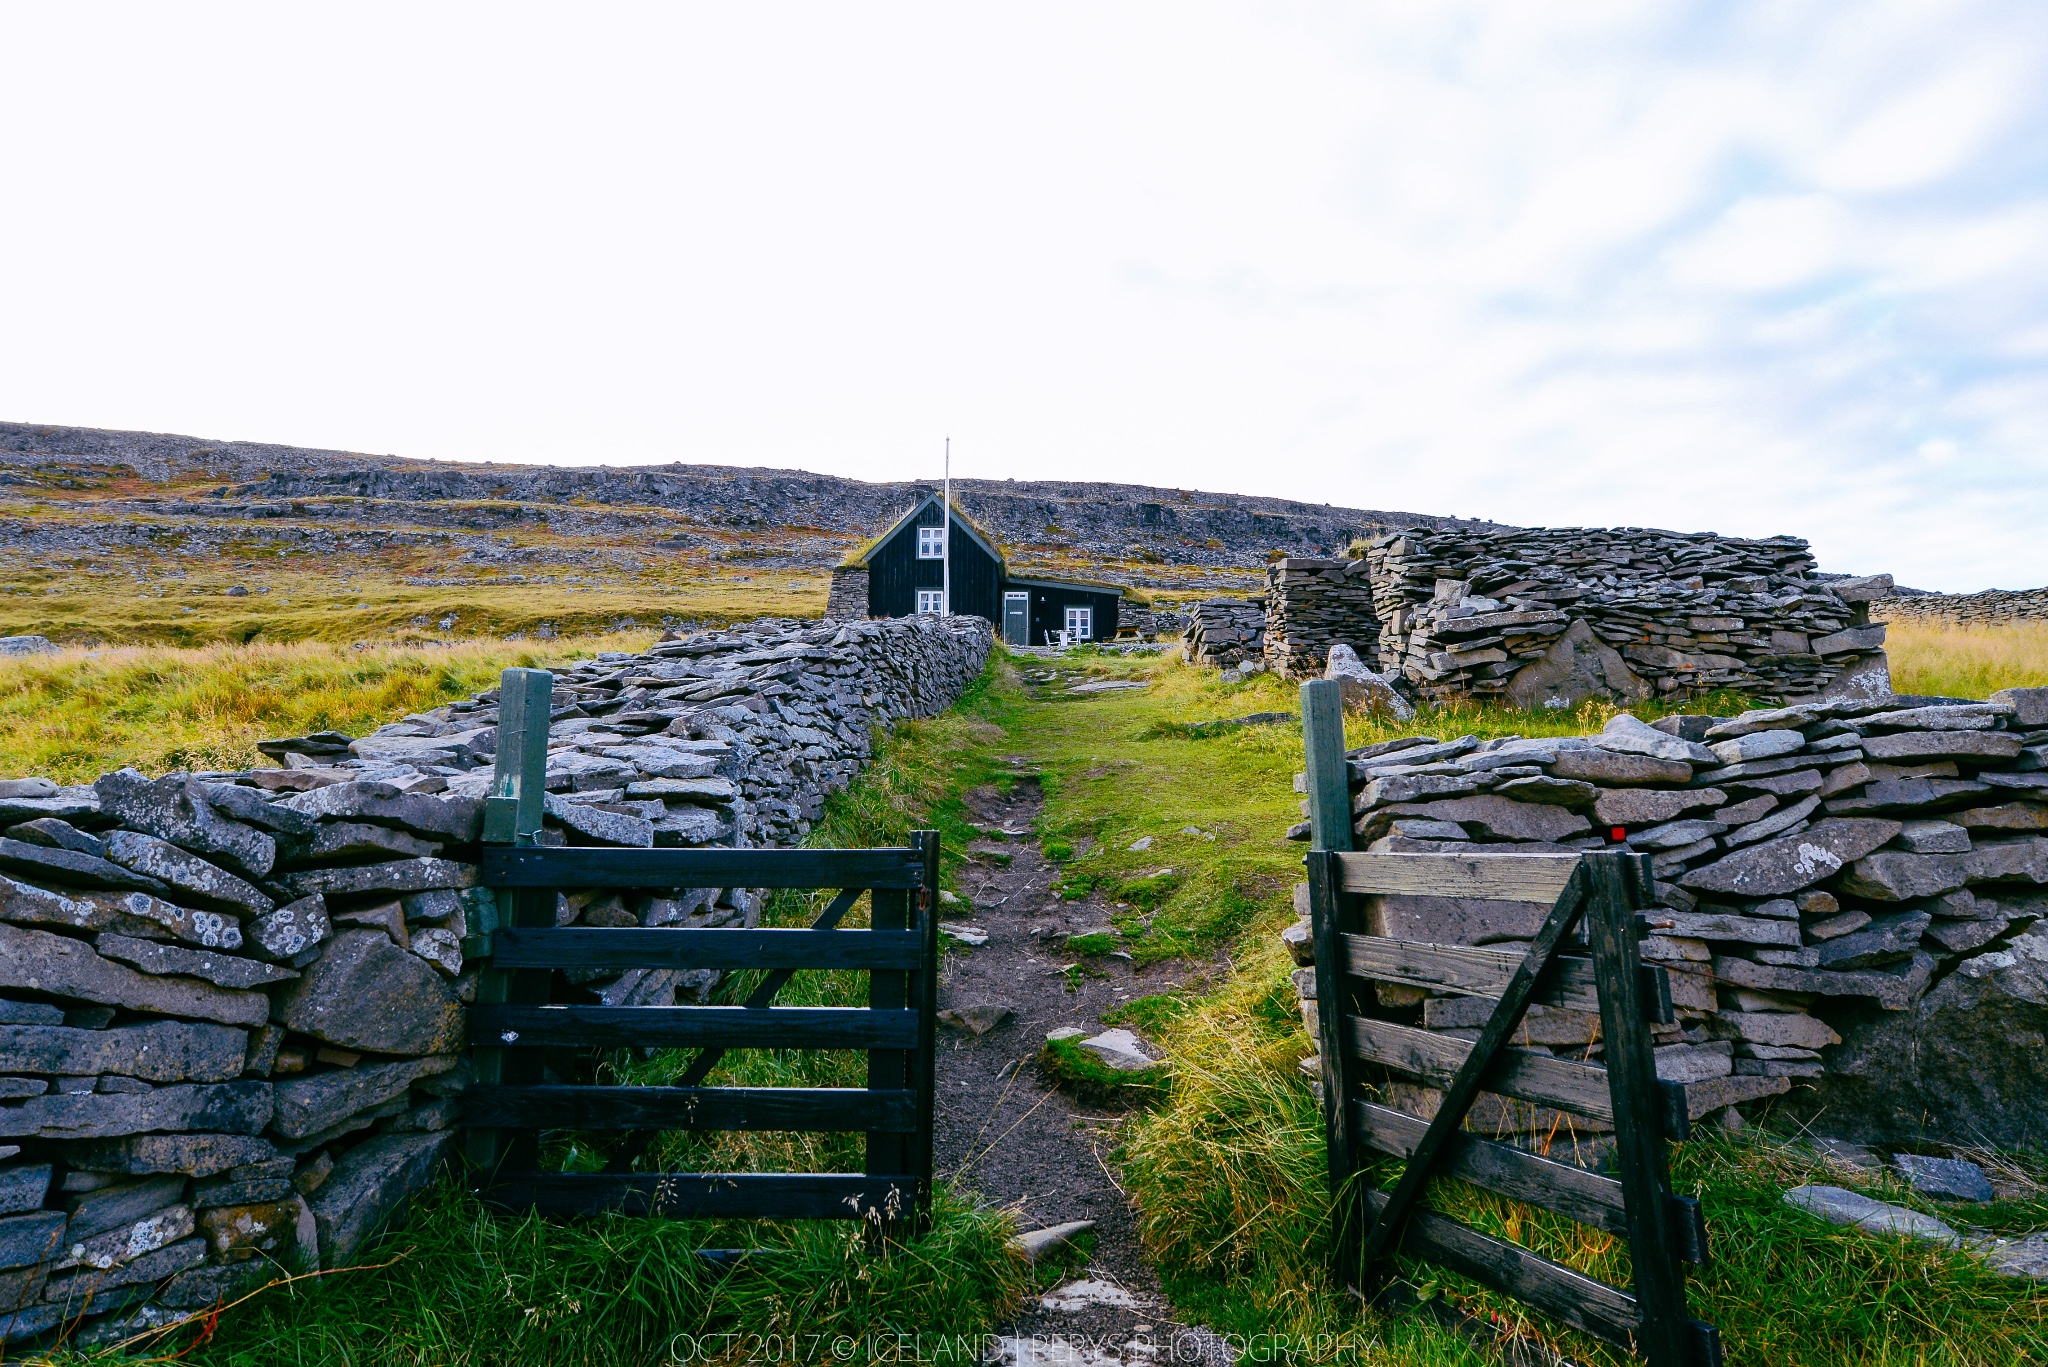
1002,593,1029,647
1064,606,1092,641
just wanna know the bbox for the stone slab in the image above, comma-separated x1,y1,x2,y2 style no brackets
0,1082,272,1140
0,922,269,1027
307,1130,455,1265
272,930,465,1055
65,1133,277,1178
0,1020,247,1083
92,934,297,989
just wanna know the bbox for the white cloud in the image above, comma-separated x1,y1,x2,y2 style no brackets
0,1,2044,590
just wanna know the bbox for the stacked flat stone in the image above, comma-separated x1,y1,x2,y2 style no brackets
822,566,869,621
1181,597,1265,668
1876,587,2048,626
1282,686,2048,1144
1262,557,1378,681
1361,527,1888,704
1143,608,1190,640
0,614,991,1347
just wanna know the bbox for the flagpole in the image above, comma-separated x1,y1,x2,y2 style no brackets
942,436,951,617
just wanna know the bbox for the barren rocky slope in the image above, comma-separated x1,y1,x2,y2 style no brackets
0,421,1487,591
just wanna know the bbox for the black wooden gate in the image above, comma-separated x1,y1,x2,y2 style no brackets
462,667,940,1239
1300,680,1721,1366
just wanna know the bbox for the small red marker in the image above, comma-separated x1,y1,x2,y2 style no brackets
1610,827,1627,842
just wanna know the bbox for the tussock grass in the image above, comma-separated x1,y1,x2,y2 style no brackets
0,637,655,782
1884,619,2048,699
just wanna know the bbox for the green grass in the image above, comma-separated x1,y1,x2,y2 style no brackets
0,637,658,782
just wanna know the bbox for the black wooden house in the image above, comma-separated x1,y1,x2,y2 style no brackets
827,494,1123,646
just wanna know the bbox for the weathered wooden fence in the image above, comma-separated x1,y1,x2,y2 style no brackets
1301,678,1721,1366
463,667,941,1241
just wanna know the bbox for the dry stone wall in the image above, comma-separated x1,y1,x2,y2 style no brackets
1282,687,2048,1150
1875,587,2048,626
1180,597,1265,669
1261,557,1378,680
1289,527,1898,706
0,614,991,1348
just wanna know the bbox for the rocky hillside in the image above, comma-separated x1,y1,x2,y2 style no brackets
0,421,1486,591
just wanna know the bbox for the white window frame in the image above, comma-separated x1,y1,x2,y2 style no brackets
916,589,945,615
916,526,946,559
1064,606,1093,640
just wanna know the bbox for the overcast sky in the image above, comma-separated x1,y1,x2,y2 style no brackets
3,3,2045,591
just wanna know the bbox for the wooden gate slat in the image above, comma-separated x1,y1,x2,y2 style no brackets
1343,934,1674,1023
470,1004,920,1050
1350,1099,1709,1264
1361,1186,1643,1349
466,1085,917,1132
481,1172,918,1220
1334,851,1581,903
601,884,868,1178
481,846,926,889
1346,1015,1617,1123
490,926,926,971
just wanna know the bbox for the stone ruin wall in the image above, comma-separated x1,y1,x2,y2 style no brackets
0,614,993,1348
1280,690,2048,1153
1180,597,1266,669
1258,528,1895,709
1875,587,2048,627
823,565,870,621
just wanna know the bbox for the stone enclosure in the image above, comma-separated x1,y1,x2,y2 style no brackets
1259,528,1895,708
0,614,992,1347
1283,688,2048,1151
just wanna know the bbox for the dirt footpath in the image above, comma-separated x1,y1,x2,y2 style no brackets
930,770,1232,1365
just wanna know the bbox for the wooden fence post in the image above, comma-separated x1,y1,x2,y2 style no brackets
911,829,940,1234
1584,850,1705,1367
1302,678,1364,1280
466,667,555,1171
1301,678,1353,854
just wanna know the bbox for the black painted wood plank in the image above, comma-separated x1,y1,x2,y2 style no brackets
470,1004,919,1050
490,927,925,971
1307,849,1366,1285
481,846,925,890
465,1085,916,1132
909,830,941,1234
480,1172,918,1220
601,887,866,1178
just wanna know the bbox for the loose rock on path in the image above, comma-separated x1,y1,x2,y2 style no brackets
930,769,1231,1365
